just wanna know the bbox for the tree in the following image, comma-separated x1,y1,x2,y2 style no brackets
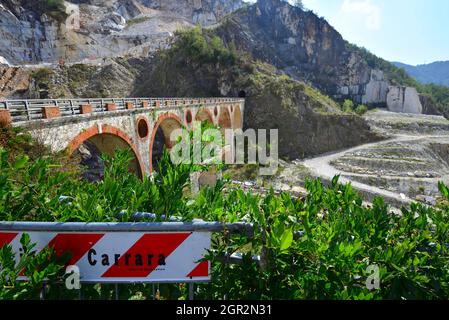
292,0,305,10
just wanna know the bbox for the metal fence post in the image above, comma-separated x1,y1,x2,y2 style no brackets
189,283,194,300
115,284,119,300
39,284,46,300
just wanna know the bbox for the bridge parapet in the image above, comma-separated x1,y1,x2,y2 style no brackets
0,97,244,124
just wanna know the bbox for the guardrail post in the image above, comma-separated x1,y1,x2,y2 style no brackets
25,101,31,121
115,284,120,300
39,284,46,300
70,100,75,115
189,283,194,300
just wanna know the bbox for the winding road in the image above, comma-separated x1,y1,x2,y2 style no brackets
301,134,449,206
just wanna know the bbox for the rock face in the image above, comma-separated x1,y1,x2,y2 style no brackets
0,0,243,64
144,0,244,25
215,0,384,103
0,66,30,98
387,86,423,114
215,0,433,114
0,0,437,116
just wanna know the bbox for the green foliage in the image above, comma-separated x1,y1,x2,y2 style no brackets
31,68,54,84
173,26,238,66
0,234,67,300
419,83,449,117
198,177,449,300
342,99,354,113
2,128,449,300
355,104,368,115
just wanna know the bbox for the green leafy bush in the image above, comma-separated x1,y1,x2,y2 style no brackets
2,128,449,300
355,104,368,115
0,234,67,300
173,26,237,66
342,99,354,113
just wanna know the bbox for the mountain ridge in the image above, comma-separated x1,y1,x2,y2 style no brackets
392,61,449,87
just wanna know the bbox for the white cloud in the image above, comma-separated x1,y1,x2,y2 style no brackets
341,0,381,31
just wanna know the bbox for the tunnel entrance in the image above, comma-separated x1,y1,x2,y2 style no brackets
238,90,246,98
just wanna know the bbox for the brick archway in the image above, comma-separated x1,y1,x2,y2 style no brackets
149,113,184,173
68,124,145,178
232,106,242,129
195,108,215,125
218,107,232,129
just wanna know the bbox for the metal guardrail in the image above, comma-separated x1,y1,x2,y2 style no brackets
0,219,304,300
0,97,245,124
0,221,254,235
0,220,253,300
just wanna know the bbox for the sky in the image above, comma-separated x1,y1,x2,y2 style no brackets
244,0,449,66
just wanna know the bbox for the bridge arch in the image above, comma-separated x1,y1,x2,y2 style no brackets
149,113,184,173
233,106,243,129
195,108,214,124
218,107,232,129
68,124,144,179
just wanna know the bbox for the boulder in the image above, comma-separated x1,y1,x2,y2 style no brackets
0,56,10,66
387,86,423,114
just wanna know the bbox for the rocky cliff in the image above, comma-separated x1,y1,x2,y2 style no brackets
0,0,243,64
214,0,431,113
0,0,437,115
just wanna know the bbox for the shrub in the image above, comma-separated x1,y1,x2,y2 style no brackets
2,129,449,300
355,104,368,115
342,99,354,113
0,234,67,300
173,26,237,66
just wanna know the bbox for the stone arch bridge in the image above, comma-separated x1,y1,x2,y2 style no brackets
0,97,245,177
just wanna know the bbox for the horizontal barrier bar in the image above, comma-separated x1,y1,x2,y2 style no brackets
0,221,254,235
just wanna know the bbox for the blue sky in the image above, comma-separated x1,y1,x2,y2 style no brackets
244,0,449,66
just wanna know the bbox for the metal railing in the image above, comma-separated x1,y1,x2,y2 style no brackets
0,97,245,124
0,220,253,234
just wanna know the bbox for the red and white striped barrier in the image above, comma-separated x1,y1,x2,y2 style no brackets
0,231,211,283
